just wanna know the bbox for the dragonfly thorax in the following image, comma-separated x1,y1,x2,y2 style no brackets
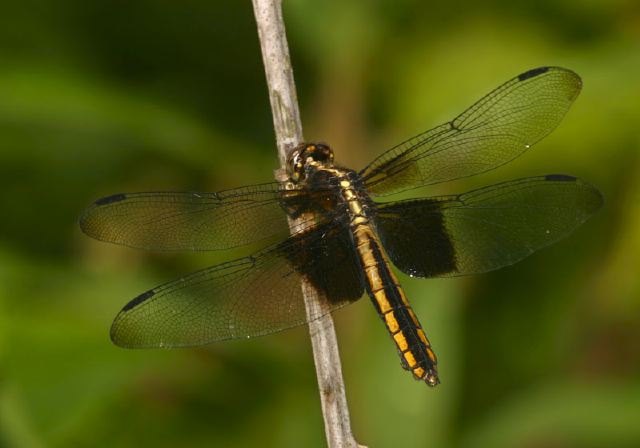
287,143,335,182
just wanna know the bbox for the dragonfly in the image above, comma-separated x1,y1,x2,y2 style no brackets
80,66,603,387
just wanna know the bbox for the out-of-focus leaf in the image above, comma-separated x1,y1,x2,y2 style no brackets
460,382,640,448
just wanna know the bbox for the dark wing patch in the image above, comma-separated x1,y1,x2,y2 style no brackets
279,221,364,304
375,176,603,278
360,67,582,196
375,199,456,278
110,223,364,348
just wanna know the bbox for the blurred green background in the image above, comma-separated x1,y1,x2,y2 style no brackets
1,0,638,447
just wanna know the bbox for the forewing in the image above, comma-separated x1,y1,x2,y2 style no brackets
360,67,582,196
110,221,364,347
80,182,320,251
375,175,603,278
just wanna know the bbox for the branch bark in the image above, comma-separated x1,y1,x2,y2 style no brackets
251,1,362,447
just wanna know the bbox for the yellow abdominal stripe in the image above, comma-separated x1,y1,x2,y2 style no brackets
384,311,399,333
403,350,417,368
393,331,409,351
426,347,437,364
374,290,393,313
417,328,430,346
413,367,426,378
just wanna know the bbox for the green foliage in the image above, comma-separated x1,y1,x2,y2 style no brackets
1,1,638,447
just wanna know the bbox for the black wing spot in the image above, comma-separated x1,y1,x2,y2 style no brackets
545,174,576,182
518,67,550,81
123,290,155,311
377,199,457,278
95,193,126,206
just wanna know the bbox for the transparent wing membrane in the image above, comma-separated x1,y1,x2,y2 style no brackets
80,183,324,252
360,67,582,195
110,222,364,348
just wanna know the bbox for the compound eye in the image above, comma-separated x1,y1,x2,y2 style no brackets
314,144,333,163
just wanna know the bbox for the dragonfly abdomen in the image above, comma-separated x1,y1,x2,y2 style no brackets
351,222,439,386
320,167,439,386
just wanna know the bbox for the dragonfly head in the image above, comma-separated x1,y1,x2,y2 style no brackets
287,143,334,182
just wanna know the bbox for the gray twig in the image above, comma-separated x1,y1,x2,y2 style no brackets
251,1,363,447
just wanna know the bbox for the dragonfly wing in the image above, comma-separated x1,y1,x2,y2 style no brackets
110,221,364,347
360,67,582,196
80,183,327,252
375,175,603,278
